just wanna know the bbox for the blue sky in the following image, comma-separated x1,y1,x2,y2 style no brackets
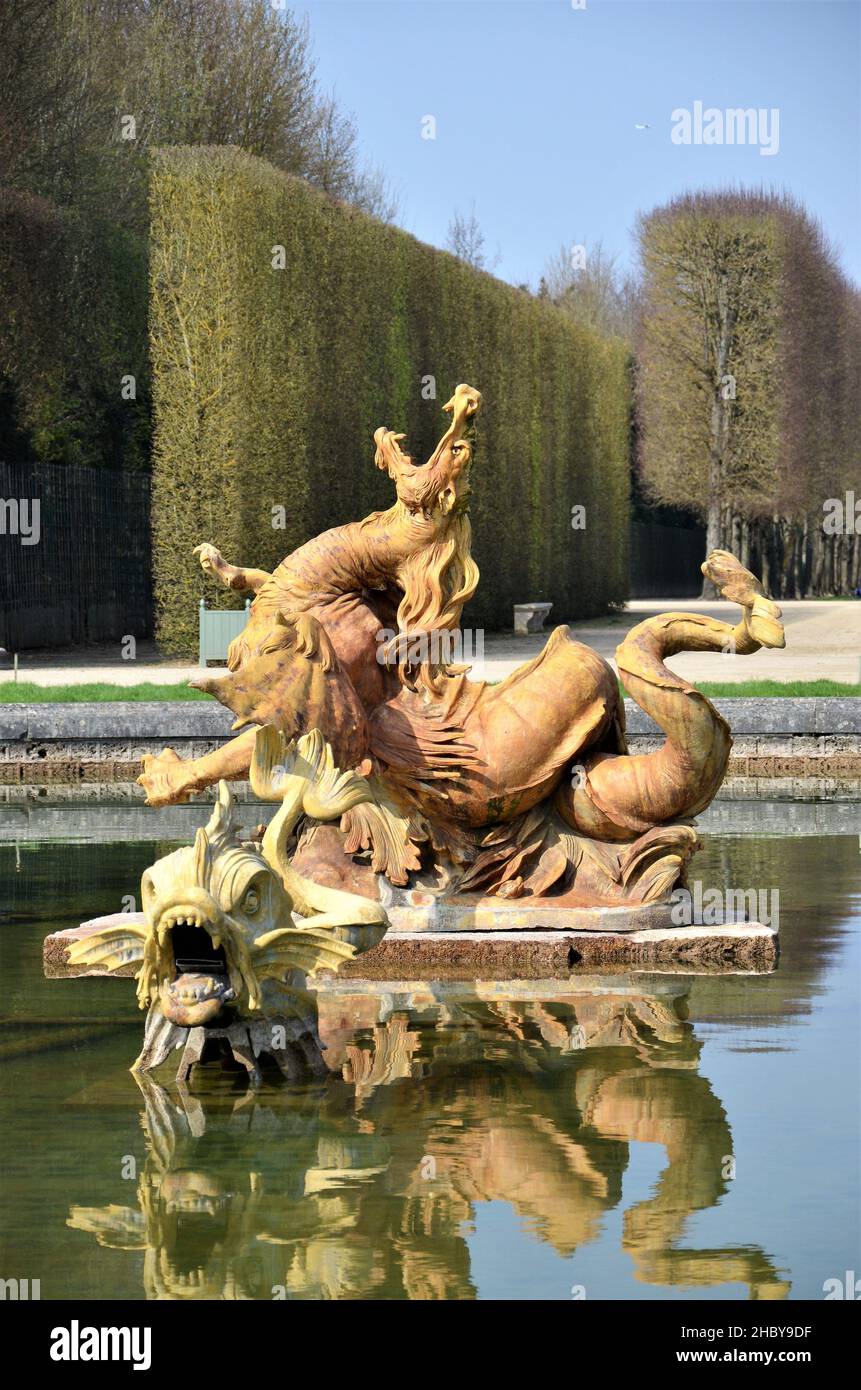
301,0,860,287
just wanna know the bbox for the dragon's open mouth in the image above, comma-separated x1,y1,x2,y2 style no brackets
374,426,413,470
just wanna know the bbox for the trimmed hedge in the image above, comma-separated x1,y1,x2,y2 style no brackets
149,146,630,652
0,189,149,472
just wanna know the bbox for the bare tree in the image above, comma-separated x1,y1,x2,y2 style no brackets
447,205,496,271
1,0,390,225
348,163,401,225
636,189,860,597
541,240,639,340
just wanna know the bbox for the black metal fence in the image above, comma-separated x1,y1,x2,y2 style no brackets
630,520,706,598
0,461,151,651
0,468,708,652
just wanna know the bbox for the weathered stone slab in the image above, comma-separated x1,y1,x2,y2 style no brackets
0,709,28,741
44,915,778,981
813,698,861,734
333,924,778,978
721,698,814,735
382,890,676,934
624,697,860,737
5,697,859,744
3,698,859,788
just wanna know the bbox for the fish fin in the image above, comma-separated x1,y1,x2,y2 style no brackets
252,724,372,818
204,780,239,846
250,724,294,801
252,925,356,979
65,925,148,975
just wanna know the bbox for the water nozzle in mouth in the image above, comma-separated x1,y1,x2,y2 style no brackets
170,922,228,975
147,915,249,1026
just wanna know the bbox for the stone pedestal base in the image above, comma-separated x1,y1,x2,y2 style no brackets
133,1007,327,1085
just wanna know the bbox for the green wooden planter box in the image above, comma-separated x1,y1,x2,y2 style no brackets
198,599,251,665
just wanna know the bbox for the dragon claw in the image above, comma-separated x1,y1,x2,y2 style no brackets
138,748,195,806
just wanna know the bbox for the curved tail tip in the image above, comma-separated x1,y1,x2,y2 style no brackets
701,550,786,648
750,596,786,648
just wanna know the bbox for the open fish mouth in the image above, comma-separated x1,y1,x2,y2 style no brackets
144,906,255,1026
161,920,235,1026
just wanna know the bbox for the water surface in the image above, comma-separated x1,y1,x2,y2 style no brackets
0,806,858,1300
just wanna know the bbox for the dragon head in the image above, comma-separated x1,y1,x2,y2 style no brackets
374,382,482,517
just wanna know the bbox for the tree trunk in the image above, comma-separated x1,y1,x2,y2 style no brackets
771,515,784,599
702,497,723,597
811,521,825,596
760,519,770,595
838,532,850,594
786,517,802,599
730,510,741,559
701,280,733,599
793,516,806,598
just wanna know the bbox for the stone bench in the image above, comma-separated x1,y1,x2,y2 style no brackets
513,601,553,635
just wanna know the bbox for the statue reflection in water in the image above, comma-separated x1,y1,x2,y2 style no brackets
67,980,789,1301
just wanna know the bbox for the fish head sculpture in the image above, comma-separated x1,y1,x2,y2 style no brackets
65,729,392,1053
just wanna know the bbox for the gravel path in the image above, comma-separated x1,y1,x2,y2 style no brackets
3,599,858,687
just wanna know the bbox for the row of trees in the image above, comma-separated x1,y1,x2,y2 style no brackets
1,0,396,225
532,194,860,598
0,0,396,470
2,3,857,603
638,191,859,599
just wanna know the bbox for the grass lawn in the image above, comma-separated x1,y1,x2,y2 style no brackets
683,679,859,698
0,677,857,703
0,681,211,703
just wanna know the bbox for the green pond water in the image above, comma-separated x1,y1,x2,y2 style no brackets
0,807,859,1301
